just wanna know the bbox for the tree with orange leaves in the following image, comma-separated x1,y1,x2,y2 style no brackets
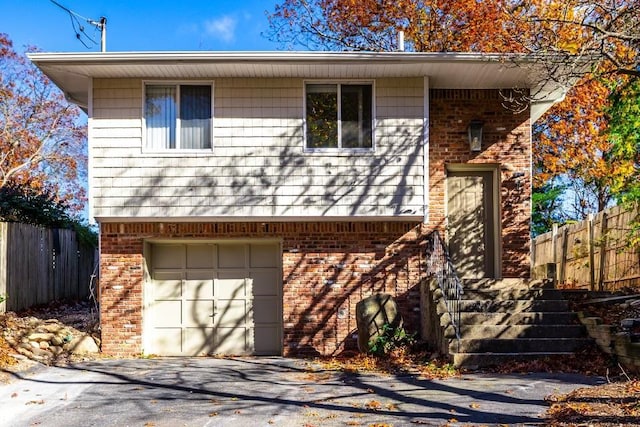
268,0,639,232
0,33,87,212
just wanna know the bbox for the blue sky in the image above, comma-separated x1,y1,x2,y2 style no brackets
1,0,283,52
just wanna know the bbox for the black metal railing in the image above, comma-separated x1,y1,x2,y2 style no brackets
425,230,464,350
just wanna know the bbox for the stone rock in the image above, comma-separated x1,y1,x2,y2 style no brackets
51,336,64,346
27,332,55,342
39,341,50,350
29,341,40,350
355,293,403,353
43,323,63,333
64,335,99,354
17,347,33,358
50,346,63,356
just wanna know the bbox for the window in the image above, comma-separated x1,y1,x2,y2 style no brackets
144,83,212,150
305,83,373,150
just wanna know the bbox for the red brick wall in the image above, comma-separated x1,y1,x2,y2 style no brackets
429,89,532,276
99,221,427,357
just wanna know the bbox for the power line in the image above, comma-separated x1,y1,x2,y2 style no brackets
49,0,106,51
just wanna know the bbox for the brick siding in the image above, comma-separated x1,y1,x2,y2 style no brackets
429,89,532,276
100,221,426,357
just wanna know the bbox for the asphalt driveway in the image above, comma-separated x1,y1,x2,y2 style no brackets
1,357,602,427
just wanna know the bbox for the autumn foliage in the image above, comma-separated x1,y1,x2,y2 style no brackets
269,0,640,229
0,33,87,212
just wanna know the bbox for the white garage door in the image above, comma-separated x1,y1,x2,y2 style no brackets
145,242,282,356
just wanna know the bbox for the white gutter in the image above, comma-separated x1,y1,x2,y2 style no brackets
423,76,430,224
27,51,544,64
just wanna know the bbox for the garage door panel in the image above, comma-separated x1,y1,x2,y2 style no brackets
184,272,214,300
215,327,248,354
153,300,182,327
184,327,215,355
152,245,184,269
152,274,183,299
147,241,281,357
215,276,247,298
186,244,215,269
151,328,182,355
218,244,246,268
216,299,248,326
254,326,280,354
251,269,280,296
250,243,279,267
253,296,279,323
184,300,215,327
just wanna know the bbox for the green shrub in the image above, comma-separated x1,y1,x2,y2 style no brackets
0,183,97,247
368,323,415,356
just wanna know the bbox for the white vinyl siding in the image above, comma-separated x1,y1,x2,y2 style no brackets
91,77,424,219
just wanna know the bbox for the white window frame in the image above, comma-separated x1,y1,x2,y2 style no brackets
142,81,215,153
303,80,375,153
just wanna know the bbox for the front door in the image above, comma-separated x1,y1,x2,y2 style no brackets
447,170,496,278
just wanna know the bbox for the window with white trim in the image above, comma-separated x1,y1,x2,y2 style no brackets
305,83,373,150
144,83,212,150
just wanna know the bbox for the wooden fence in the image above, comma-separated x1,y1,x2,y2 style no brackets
532,204,640,291
0,222,97,312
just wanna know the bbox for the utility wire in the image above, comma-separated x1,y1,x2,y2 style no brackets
49,0,103,49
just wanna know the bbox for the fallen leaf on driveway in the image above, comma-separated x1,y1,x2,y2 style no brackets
364,400,382,410
26,400,44,405
469,402,481,409
209,412,218,417
11,392,17,398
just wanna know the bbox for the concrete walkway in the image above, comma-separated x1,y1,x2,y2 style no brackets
0,357,603,426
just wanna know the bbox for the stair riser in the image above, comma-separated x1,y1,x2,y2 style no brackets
459,312,577,325
461,289,564,300
458,325,585,339
453,352,573,369
461,278,554,291
459,300,568,312
452,338,589,354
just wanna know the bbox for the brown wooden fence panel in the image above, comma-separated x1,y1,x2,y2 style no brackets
0,222,97,312
532,205,640,291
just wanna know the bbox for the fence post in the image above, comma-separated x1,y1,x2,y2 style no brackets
559,226,569,286
588,213,595,291
597,212,608,291
0,223,7,313
552,223,559,283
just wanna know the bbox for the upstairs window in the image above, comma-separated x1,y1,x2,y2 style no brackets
144,83,212,150
305,83,373,150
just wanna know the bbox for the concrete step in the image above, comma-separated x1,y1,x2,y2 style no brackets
452,338,591,354
458,299,569,313
453,352,577,369
461,278,553,291
459,311,578,325
458,324,586,340
461,287,564,301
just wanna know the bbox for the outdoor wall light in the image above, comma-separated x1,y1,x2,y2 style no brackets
468,120,484,152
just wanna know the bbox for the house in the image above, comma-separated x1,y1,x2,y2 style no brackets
29,51,567,358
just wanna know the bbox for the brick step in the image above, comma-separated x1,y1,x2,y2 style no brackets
453,352,577,369
451,337,591,354
458,324,586,340
461,288,564,301
458,299,569,312
459,311,578,325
